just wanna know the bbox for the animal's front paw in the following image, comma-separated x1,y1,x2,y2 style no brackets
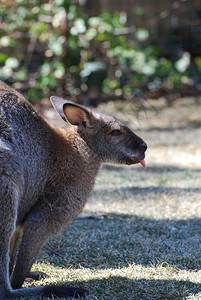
25,271,49,282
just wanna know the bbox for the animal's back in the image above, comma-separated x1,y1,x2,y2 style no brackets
0,81,55,220
0,80,46,138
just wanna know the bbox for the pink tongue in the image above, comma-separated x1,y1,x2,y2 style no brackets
140,159,146,168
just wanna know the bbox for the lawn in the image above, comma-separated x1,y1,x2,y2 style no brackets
26,97,201,299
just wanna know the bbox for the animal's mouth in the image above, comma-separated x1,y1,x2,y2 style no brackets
126,156,146,168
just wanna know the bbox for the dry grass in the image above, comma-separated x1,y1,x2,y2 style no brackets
26,97,201,299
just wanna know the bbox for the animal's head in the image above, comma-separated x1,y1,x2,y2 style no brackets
50,96,147,168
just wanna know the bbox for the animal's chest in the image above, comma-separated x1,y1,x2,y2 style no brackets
16,166,48,225
16,188,41,225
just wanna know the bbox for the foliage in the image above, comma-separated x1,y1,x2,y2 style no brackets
0,0,200,103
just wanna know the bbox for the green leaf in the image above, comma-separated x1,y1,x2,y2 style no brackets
41,62,51,76
136,6,144,16
0,36,11,47
80,62,105,78
88,17,101,27
48,36,66,56
16,69,27,81
30,22,49,38
175,52,191,73
0,53,8,63
70,18,86,36
5,57,19,69
136,28,149,41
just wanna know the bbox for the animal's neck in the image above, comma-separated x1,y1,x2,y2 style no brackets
49,125,101,198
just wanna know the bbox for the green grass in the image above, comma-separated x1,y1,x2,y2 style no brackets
26,98,201,299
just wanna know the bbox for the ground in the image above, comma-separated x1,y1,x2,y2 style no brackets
26,97,201,299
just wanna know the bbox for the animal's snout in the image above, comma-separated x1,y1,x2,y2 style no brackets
140,141,147,152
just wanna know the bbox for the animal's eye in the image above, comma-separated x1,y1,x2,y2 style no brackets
110,130,122,136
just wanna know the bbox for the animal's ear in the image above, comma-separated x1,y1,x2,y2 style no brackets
50,96,69,122
50,96,95,128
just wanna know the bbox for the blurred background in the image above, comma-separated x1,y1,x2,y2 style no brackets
0,0,201,106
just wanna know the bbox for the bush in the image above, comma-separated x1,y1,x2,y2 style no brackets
0,0,200,103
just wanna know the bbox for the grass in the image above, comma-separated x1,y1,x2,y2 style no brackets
25,97,201,299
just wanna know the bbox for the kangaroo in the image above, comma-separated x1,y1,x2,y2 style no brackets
0,80,147,299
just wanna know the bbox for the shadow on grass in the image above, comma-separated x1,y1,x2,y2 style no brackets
93,185,201,196
36,277,201,299
139,166,201,174
78,277,201,299
103,164,201,174
42,216,201,272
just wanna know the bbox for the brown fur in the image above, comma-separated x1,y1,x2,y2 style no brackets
0,80,147,299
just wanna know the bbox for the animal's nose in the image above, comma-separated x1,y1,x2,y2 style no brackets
140,141,147,152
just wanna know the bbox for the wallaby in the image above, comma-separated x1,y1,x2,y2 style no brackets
0,80,147,299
